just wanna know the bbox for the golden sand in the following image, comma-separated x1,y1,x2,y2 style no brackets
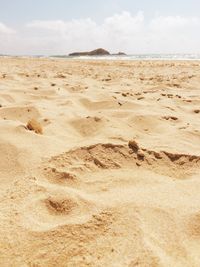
0,57,200,266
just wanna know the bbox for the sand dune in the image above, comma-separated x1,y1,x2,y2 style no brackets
1,57,200,266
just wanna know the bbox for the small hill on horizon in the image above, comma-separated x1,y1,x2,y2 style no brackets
69,48,126,56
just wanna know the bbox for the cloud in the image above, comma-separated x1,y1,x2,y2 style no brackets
1,12,200,55
147,16,200,53
149,15,200,31
0,23,16,55
25,12,145,53
0,22,15,34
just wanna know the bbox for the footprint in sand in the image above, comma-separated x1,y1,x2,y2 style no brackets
0,106,41,123
21,188,99,231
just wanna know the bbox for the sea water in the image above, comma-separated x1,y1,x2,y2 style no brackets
50,54,200,60
1,54,200,60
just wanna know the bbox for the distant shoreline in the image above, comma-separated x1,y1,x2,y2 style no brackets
1,54,200,60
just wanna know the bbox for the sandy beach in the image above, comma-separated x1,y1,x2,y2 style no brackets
1,57,200,266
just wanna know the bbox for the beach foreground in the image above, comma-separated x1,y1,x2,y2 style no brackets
1,57,200,267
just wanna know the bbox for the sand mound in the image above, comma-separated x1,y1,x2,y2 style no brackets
43,142,200,182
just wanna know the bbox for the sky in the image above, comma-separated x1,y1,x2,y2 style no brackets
0,0,200,55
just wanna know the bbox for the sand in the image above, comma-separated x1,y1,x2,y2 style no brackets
0,57,200,266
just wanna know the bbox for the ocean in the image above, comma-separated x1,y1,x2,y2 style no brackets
50,54,200,60
1,54,200,60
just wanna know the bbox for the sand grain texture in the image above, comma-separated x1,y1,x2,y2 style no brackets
1,57,200,266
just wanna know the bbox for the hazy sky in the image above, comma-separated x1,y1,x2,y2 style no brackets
0,0,200,55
